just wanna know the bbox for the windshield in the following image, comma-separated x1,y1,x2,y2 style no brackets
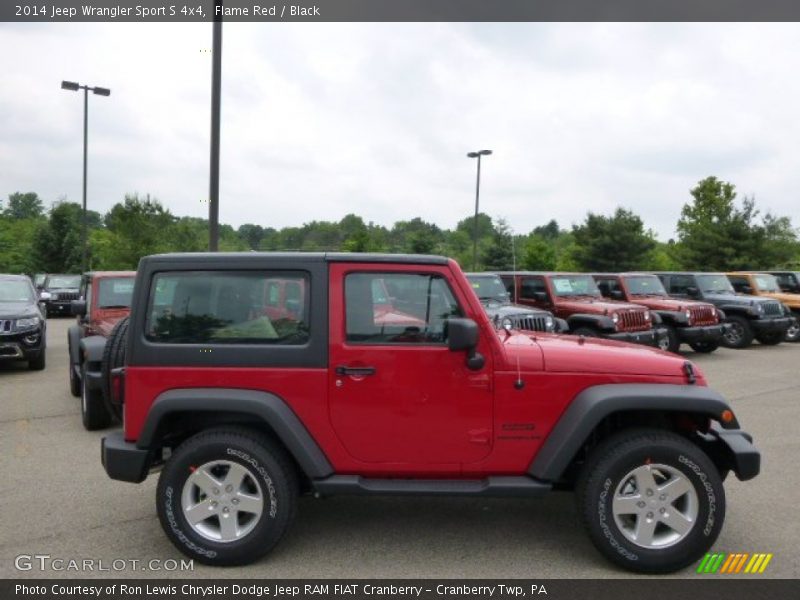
467,275,510,302
46,275,81,289
0,280,35,303
623,275,667,296
696,274,735,294
753,274,780,293
550,275,601,297
97,277,135,308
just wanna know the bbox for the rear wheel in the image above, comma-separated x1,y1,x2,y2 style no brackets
577,428,725,573
81,363,112,430
756,331,784,346
101,317,129,421
688,341,719,354
721,315,754,349
156,428,298,566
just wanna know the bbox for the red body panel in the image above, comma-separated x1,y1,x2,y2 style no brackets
79,272,136,338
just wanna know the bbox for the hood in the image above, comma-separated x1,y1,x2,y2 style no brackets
557,297,647,315
45,286,79,293
500,330,696,379
704,292,774,306
481,300,549,318
627,296,708,312
0,302,38,318
756,291,800,307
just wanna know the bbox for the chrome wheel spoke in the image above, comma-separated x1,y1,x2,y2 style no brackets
633,515,658,546
235,492,263,516
184,499,216,525
218,511,238,541
612,494,642,515
222,462,249,491
661,509,694,536
632,465,658,494
659,474,692,499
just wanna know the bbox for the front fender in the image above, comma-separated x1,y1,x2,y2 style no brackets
78,335,107,365
654,310,688,325
528,383,739,482
566,313,616,331
67,325,82,366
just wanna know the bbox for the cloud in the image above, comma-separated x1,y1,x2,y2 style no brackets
1,22,798,239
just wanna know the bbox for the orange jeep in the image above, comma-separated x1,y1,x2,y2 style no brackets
726,272,799,342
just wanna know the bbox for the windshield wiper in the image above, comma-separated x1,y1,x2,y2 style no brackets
99,304,130,309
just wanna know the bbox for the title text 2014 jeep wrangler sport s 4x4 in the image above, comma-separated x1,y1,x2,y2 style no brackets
102,253,759,573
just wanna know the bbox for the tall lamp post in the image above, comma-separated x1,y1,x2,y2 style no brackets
466,149,492,270
61,80,111,272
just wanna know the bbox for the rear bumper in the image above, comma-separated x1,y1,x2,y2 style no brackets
605,329,658,346
705,425,761,481
751,316,793,334
101,431,150,483
677,323,728,343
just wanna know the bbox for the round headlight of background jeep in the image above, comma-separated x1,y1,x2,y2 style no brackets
644,311,651,321
685,309,692,320
22,333,40,345
611,312,620,324
16,317,40,329
545,316,554,330
49,293,58,301
756,303,764,313
501,317,514,331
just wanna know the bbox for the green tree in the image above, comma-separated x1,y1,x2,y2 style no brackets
3,192,44,220
533,219,561,240
102,194,175,268
521,235,557,270
237,223,265,250
571,207,656,271
32,202,84,272
481,218,515,271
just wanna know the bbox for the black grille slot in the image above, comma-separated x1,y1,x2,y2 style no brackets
763,302,782,317
0,320,11,333
55,292,79,302
513,315,549,332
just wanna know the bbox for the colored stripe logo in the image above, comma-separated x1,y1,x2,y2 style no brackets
696,552,773,574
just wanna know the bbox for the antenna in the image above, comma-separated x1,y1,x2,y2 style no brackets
511,226,518,304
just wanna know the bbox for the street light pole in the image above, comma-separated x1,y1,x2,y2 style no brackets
208,1,223,251
467,149,492,271
62,80,110,272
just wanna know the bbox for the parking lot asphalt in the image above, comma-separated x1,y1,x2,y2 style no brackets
1,317,798,579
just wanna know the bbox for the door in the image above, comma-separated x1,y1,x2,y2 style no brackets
328,264,493,466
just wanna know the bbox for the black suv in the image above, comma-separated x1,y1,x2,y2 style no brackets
465,273,565,334
768,271,800,294
656,272,793,348
40,274,82,316
0,274,47,370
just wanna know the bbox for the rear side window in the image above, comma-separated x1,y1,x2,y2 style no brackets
345,272,462,344
145,271,310,345
667,275,694,294
595,277,620,297
727,275,749,293
97,277,134,308
520,277,547,300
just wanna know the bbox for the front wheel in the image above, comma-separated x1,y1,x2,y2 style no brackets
786,319,800,343
721,315,754,349
658,325,680,353
156,428,298,566
577,429,725,573
688,341,719,354
756,330,784,346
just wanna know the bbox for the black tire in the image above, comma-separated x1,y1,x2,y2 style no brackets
721,315,754,349
156,428,298,566
786,319,800,343
688,341,719,354
68,340,80,396
28,350,46,371
658,325,680,353
572,326,600,338
577,428,725,574
101,316,129,421
81,363,112,430
756,331,783,346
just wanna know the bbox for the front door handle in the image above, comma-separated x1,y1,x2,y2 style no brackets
335,365,376,377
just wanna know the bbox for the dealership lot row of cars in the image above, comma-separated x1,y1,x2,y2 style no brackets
1,258,798,574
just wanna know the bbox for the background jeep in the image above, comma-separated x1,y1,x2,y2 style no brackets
67,271,135,430
768,270,800,294
101,252,759,574
0,274,47,370
40,273,81,316
656,272,793,348
593,273,727,354
726,272,799,343
465,272,565,334
495,271,662,347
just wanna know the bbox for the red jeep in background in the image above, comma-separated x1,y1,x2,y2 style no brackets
67,271,135,430
100,253,759,574
593,273,728,354
496,272,663,347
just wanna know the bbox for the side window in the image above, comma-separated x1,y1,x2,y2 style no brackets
728,276,749,293
345,272,463,344
595,278,619,298
500,276,515,298
145,271,310,345
668,275,694,295
520,277,547,301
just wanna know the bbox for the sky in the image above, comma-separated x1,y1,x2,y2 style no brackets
1,22,799,240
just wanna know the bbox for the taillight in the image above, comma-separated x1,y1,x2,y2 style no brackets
111,367,125,410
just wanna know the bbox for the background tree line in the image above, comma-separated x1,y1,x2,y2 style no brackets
0,176,797,275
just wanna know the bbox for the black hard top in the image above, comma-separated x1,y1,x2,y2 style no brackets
0,274,32,281
652,272,726,276
141,252,450,266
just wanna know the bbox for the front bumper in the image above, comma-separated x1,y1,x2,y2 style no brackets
102,431,151,483
750,316,794,334
677,322,728,343
0,329,45,361
604,328,659,346
703,425,761,481
45,301,74,314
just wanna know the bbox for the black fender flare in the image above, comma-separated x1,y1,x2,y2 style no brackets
527,383,736,482
78,335,107,365
138,388,334,479
653,310,688,326
717,303,756,318
566,313,615,332
67,325,82,366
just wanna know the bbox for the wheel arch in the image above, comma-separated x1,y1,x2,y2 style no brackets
566,313,615,332
67,325,82,366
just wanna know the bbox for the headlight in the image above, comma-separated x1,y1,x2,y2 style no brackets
611,312,620,324
711,307,716,317
545,316,554,331
16,317,40,329
685,309,692,320
501,317,514,331
49,293,58,300
756,303,764,314
645,312,651,321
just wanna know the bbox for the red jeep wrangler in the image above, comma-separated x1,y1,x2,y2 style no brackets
496,272,663,347
593,273,728,354
101,253,759,573
67,271,136,430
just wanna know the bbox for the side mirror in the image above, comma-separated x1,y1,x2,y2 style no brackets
610,290,624,300
533,291,548,303
71,299,87,317
686,286,700,297
447,318,485,370
39,291,51,301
